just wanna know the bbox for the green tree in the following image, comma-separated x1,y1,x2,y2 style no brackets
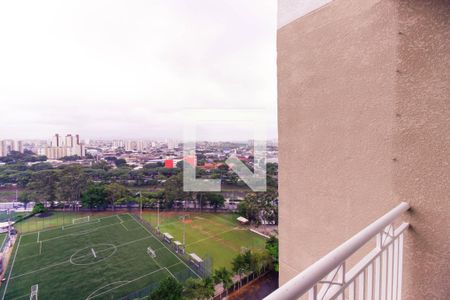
56,165,88,210
249,249,272,275
237,193,260,225
32,202,48,214
163,173,185,208
232,250,252,276
213,267,233,296
265,236,279,272
206,193,225,212
149,277,183,300
81,184,108,210
26,169,59,206
18,191,32,210
115,158,127,168
237,188,278,226
183,277,215,300
105,183,129,211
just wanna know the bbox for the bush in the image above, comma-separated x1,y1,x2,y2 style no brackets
32,202,48,214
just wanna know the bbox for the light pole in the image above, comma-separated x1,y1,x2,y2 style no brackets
157,199,160,231
139,192,142,219
181,214,189,247
7,209,12,247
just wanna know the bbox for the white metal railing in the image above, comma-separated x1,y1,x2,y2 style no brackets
265,202,410,300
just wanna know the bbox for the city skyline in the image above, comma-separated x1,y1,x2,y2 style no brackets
0,1,277,141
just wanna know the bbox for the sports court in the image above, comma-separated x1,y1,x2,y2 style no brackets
142,212,267,270
1,214,199,300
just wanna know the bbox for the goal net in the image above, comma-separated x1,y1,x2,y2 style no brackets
147,247,156,258
30,284,38,300
72,216,90,225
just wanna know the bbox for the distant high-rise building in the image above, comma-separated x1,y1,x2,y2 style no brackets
0,140,16,156
17,141,24,153
65,134,73,147
52,134,60,147
41,133,85,159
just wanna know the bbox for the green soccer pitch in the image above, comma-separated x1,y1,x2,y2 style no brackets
141,212,267,270
1,214,199,300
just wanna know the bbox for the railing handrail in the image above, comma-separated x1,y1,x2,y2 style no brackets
264,202,410,300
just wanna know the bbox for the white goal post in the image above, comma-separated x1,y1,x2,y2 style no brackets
72,216,90,225
147,247,156,258
30,284,38,300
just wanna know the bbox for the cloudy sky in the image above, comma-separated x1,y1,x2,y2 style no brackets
0,0,277,141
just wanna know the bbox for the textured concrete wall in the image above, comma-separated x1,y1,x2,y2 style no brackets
395,1,450,298
277,0,450,298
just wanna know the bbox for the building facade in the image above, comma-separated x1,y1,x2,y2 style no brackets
277,0,450,299
39,133,85,159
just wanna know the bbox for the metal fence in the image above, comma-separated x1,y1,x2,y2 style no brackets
132,214,213,279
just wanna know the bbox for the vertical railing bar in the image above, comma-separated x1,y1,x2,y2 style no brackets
397,234,404,300
381,247,387,299
387,236,394,300
367,262,373,300
374,255,381,300
392,237,399,300
349,281,355,300
358,270,365,300
308,285,318,300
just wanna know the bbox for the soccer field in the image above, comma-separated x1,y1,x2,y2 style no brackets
141,212,267,270
1,214,199,300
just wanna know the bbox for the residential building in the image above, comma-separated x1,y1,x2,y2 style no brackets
40,133,85,159
272,0,450,299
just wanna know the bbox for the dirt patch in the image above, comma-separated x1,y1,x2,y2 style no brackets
181,219,193,224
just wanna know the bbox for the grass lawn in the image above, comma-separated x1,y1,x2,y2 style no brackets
12,211,268,277
1,214,198,300
141,211,267,270
14,211,114,233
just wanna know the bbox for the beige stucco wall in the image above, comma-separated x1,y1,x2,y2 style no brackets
277,0,450,299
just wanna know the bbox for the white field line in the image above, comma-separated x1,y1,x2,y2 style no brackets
116,215,123,223
88,263,182,300
39,241,42,255
36,231,39,243
37,221,123,244
129,213,202,279
186,228,238,247
0,234,8,250
91,248,97,258
14,227,104,264
2,235,23,300
62,219,100,230
9,293,30,300
11,236,153,280
22,214,118,237
194,214,238,227
119,222,128,231
165,267,178,281
72,216,91,224
87,267,168,299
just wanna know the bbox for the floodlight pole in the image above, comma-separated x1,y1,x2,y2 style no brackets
157,200,160,230
7,209,12,247
135,191,142,219
182,214,189,246
139,192,142,220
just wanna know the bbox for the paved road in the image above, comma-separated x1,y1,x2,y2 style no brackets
228,272,278,300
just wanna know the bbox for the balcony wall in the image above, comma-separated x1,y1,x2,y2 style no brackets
277,0,450,299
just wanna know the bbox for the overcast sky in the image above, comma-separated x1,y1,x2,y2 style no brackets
0,0,277,141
